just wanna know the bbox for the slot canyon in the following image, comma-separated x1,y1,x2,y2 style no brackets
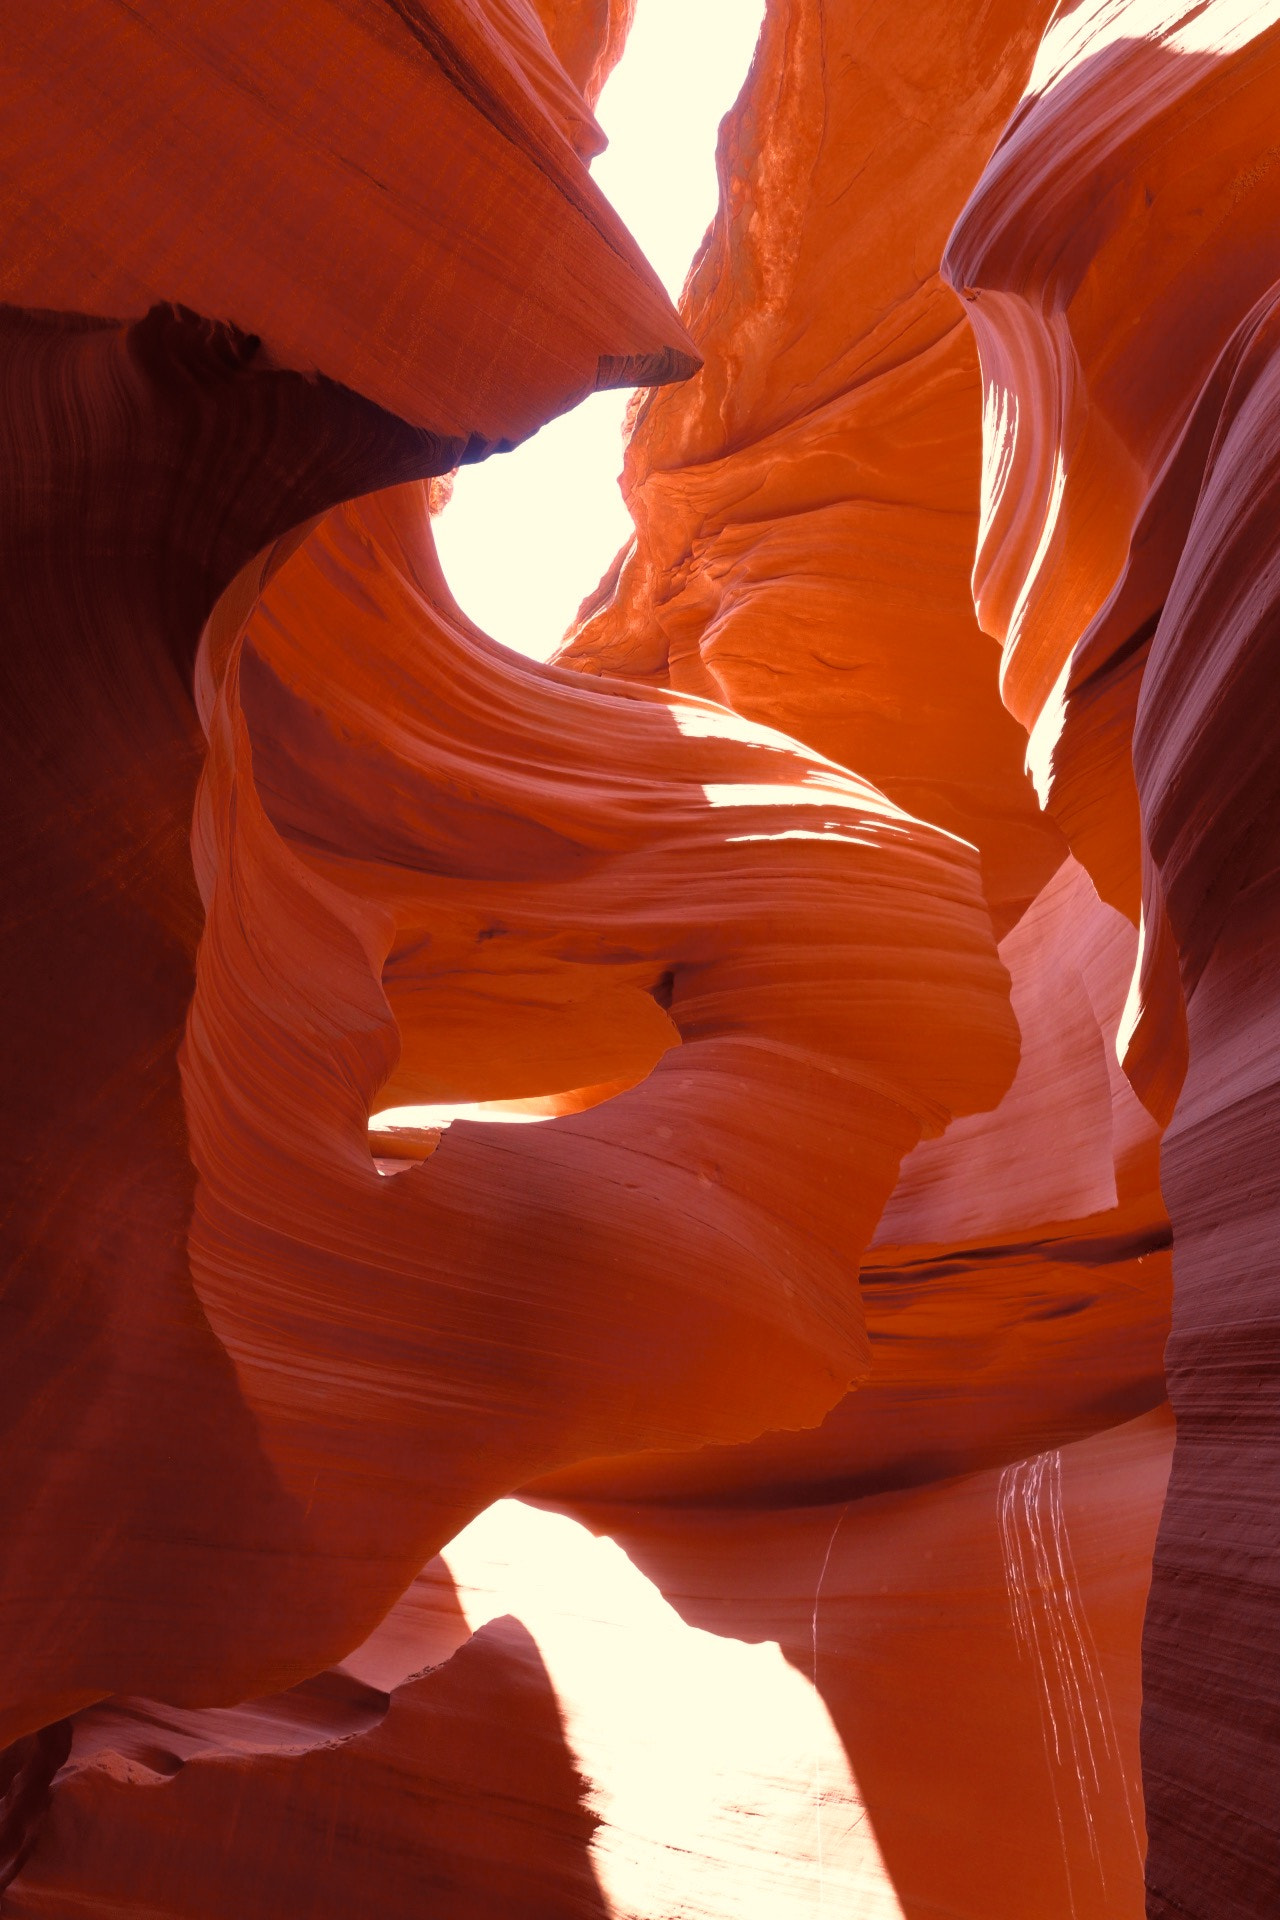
1,2,1278,1915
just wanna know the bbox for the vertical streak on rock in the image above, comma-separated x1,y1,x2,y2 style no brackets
945,5,1280,1911
1132,287,1280,1920
999,1450,1146,1916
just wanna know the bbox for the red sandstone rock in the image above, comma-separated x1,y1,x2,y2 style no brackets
559,0,1065,933
9,1616,612,1920
1129,283,1280,1920
0,303,448,1754
535,853,1169,1508
172,481,1015,1703
7,1412,1172,1919
5,0,1280,1914
0,0,700,1758
943,0,1280,763
531,0,634,106
0,404,1017,1744
944,5,1280,1911
0,411,1022,1888
0,1,695,435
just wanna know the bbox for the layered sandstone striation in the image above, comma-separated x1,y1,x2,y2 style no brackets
944,5,1280,1911
559,0,1066,934
0,0,691,1772
2,1,1278,1917
5,1416,1173,1920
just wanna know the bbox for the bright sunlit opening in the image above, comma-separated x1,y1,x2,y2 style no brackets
432,0,767,660
441,1499,905,1920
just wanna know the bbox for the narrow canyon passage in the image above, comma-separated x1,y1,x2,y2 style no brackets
2,4,1279,1918
434,0,768,663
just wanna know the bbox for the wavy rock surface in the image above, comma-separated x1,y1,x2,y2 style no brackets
0,302,446,1754
0,0,700,1753
538,852,1169,1509
8,1413,1172,1920
4,397,1016,1743
3,440,1019,1900
1129,287,1280,1919
5,0,1279,1915
182,481,1013,1692
943,3,1280,1912
559,0,1065,933
10,1615,611,1920
943,0,1280,852
532,0,635,106
0,0,694,433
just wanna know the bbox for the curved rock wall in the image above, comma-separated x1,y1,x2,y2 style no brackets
0,0,693,1764
944,5,1280,1911
3,2,1278,1916
560,0,1065,933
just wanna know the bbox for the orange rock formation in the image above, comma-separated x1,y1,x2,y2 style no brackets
2,2,1278,1917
